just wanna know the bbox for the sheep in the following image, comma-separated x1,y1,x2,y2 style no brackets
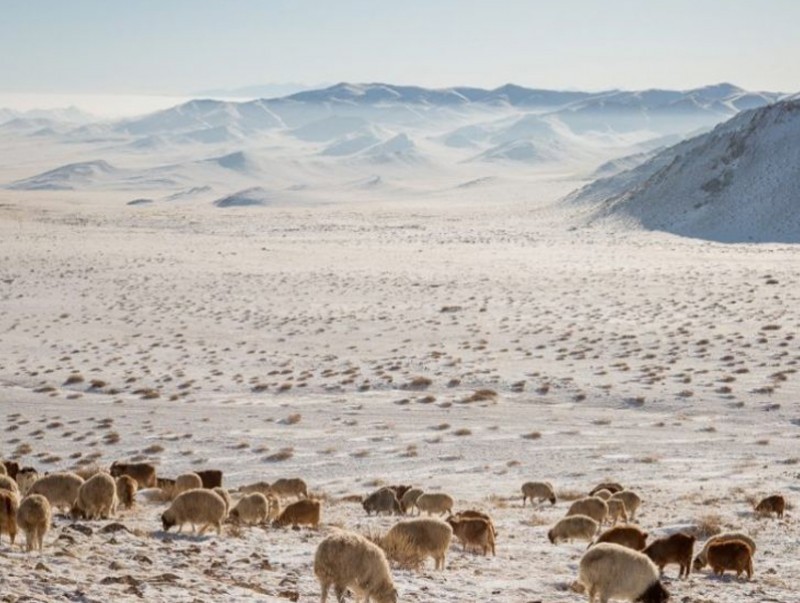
161,488,226,535
548,515,599,544
174,472,203,498
644,532,696,578
239,480,272,496
610,490,642,521
755,494,785,518
16,467,39,495
415,492,454,516
592,525,648,551
400,487,424,515
593,489,613,501
273,498,321,529
28,472,84,512
0,490,19,545
387,484,412,500
195,469,223,489
0,475,20,497
2,461,19,480
230,492,269,525
382,518,453,570
314,530,397,603
578,542,669,603
447,515,495,556
363,487,402,516
213,487,232,515
71,472,117,520
707,539,753,580
157,477,176,499
116,475,138,510
567,497,608,524
521,481,556,506
606,498,629,525
693,532,756,572
589,482,624,496
109,461,156,489
269,477,308,500
17,494,51,553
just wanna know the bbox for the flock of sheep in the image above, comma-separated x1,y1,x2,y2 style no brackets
0,458,787,602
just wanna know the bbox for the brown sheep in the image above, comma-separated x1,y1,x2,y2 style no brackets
0,490,18,544
274,499,321,529
2,461,19,480
110,461,156,489
707,539,753,580
16,467,39,495
593,525,648,551
269,477,308,500
589,482,624,496
755,494,785,519
116,475,137,510
693,532,756,572
447,515,495,556
0,475,20,497
195,469,223,489
455,510,497,537
521,481,556,506
387,484,412,500
643,532,696,578
363,488,402,516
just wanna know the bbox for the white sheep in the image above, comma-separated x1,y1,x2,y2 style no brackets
174,472,203,498
610,490,642,521
548,515,599,544
522,481,556,506
213,487,232,516
567,497,608,524
230,492,269,525
28,472,84,512
314,530,397,603
593,489,613,501
400,487,424,515
269,477,308,500
693,531,756,571
382,518,453,570
16,468,39,496
578,542,669,603
605,498,629,525
161,488,226,535
17,494,51,553
0,475,19,497
72,472,118,520
415,492,454,516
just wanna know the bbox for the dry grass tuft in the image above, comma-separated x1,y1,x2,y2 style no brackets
692,513,723,538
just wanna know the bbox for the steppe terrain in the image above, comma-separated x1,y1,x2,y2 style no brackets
1,180,798,601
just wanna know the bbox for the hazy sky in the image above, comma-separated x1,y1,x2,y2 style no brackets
3,0,798,95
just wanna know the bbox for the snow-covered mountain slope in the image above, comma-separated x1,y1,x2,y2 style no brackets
565,100,800,242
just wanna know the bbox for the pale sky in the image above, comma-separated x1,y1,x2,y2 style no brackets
2,0,798,95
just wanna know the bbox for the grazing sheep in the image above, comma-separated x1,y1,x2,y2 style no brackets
693,532,756,572
195,469,223,489
72,472,118,520
161,489,227,535
415,492,454,516
593,489,613,501
17,494,51,553
16,467,39,496
116,475,137,510
589,482,624,496
269,477,308,500
274,498,321,529
230,492,269,525
2,461,19,480
593,525,648,551
28,472,84,512
755,494,785,518
447,515,495,556
521,481,556,506
382,518,453,570
363,488,402,516
548,515,599,544
644,533,696,578
0,490,19,544
567,497,608,524
314,530,397,603
174,472,203,498
110,461,157,489
578,542,669,603
0,475,20,497
605,499,628,525
707,539,753,580
610,490,642,521
239,480,272,496
213,487,232,515
400,487,424,515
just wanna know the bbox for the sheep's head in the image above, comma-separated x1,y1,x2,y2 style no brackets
547,529,555,544
692,555,706,571
549,496,557,505
161,511,176,531
637,580,669,603
70,503,85,521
